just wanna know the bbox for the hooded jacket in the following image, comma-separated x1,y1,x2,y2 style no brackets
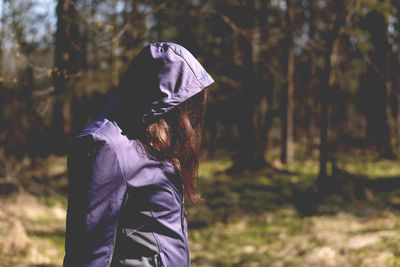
63,42,214,267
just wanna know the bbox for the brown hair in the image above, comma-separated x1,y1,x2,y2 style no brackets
144,89,208,203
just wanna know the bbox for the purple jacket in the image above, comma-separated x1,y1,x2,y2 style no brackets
64,43,214,267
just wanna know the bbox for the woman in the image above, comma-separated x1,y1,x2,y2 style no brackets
63,42,214,267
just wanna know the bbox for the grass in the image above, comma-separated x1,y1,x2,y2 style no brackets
1,151,400,266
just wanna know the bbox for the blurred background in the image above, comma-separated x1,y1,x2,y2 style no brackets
1,0,400,266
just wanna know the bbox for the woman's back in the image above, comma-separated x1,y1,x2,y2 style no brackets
65,117,188,266
63,42,213,267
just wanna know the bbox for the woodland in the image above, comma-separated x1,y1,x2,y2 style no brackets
1,0,400,266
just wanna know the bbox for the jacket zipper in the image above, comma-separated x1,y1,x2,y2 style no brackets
181,185,190,266
181,195,185,235
180,185,186,235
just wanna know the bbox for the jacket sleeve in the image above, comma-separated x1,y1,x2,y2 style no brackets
63,135,127,267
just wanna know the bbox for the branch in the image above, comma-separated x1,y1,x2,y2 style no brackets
69,2,168,52
94,16,131,49
201,6,250,39
218,75,241,88
258,32,285,51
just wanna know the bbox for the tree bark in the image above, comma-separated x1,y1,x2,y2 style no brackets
53,0,80,154
0,0,5,87
111,0,120,87
230,0,266,172
281,0,295,164
361,11,397,159
319,2,344,180
397,8,400,154
383,44,398,158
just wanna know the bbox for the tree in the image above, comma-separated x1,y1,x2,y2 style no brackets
53,0,82,154
281,0,295,164
359,10,397,159
319,0,346,180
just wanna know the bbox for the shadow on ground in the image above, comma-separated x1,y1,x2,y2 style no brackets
188,165,400,227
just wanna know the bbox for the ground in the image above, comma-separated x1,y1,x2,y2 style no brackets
0,151,400,266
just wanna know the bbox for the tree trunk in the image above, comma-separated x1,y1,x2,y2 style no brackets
319,2,344,180
232,38,264,172
305,1,318,156
397,11,400,154
53,0,80,154
230,0,266,172
361,11,397,159
0,1,5,87
111,0,120,87
281,0,295,164
383,45,397,158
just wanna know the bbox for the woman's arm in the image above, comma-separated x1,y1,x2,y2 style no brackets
63,135,126,267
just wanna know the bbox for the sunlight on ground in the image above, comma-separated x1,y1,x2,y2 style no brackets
1,154,400,266
0,194,66,266
190,208,400,266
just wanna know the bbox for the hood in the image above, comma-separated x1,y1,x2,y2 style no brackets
105,42,214,128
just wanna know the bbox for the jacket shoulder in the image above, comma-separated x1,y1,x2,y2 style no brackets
76,117,119,143
70,117,127,175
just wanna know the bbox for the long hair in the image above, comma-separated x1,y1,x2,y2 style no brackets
144,89,208,203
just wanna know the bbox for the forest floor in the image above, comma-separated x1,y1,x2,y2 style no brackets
0,151,400,266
